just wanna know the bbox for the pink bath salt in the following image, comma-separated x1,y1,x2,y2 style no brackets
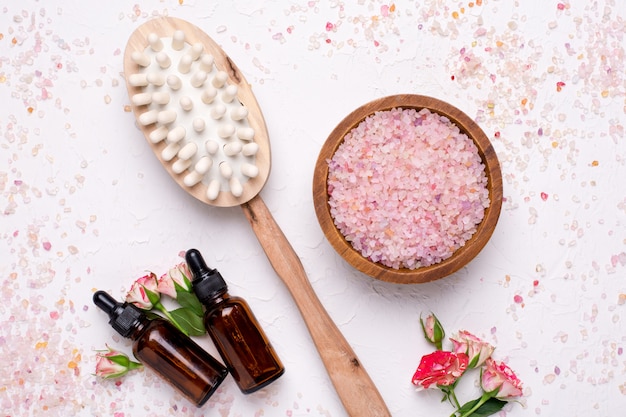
327,108,489,269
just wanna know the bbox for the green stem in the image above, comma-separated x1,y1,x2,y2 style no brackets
449,388,461,410
458,393,491,417
440,385,461,411
154,302,188,335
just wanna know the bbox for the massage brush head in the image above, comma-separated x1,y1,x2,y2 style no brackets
124,17,270,208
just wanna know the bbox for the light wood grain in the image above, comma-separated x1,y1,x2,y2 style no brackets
125,17,391,416
312,95,504,284
242,196,391,417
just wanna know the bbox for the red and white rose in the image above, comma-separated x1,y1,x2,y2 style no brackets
481,358,523,398
125,272,160,310
411,350,469,390
450,330,495,368
412,312,523,417
157,262,193,298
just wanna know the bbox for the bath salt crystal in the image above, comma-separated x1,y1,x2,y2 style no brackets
327,108,489,269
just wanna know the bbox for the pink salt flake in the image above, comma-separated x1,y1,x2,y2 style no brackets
474,27,487,37
327,108,490,269
611,252,626,267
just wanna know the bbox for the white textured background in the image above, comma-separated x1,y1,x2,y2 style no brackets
1,1,624,416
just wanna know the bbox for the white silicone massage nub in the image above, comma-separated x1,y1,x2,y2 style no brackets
130,30,258,200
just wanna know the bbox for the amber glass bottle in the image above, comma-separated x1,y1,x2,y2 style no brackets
93,291,228,406
185,249,285,394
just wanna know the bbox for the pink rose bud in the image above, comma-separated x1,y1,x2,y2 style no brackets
125,272,160,309
411,350,469,390
157,262,193,299
157,272,177,299
450,330,495,368
481,358,523,398
95,346,142,379
420,313,445,350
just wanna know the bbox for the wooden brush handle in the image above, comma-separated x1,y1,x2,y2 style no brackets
242,195,391,417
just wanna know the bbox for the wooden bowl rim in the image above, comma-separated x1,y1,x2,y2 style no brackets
312,94,503,284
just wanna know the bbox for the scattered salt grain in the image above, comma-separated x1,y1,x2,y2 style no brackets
327,108,489,269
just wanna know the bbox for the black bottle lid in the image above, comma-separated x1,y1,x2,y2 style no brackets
185,249,228,303
93,290,143,338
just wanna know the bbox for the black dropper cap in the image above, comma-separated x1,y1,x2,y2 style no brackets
93,290,143,338
185,249,228,303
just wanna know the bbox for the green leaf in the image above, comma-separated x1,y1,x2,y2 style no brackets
169,307,206,337
175,290,204,317
127,360,143,370
468,355,479,368
457,398,479,415
173,276,193,293
472,398,507,417
108,354,131,367
457,397,507,417
144,310,162,320
144,286,161,306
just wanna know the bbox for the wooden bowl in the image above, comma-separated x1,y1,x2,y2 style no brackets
312,95,503,284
